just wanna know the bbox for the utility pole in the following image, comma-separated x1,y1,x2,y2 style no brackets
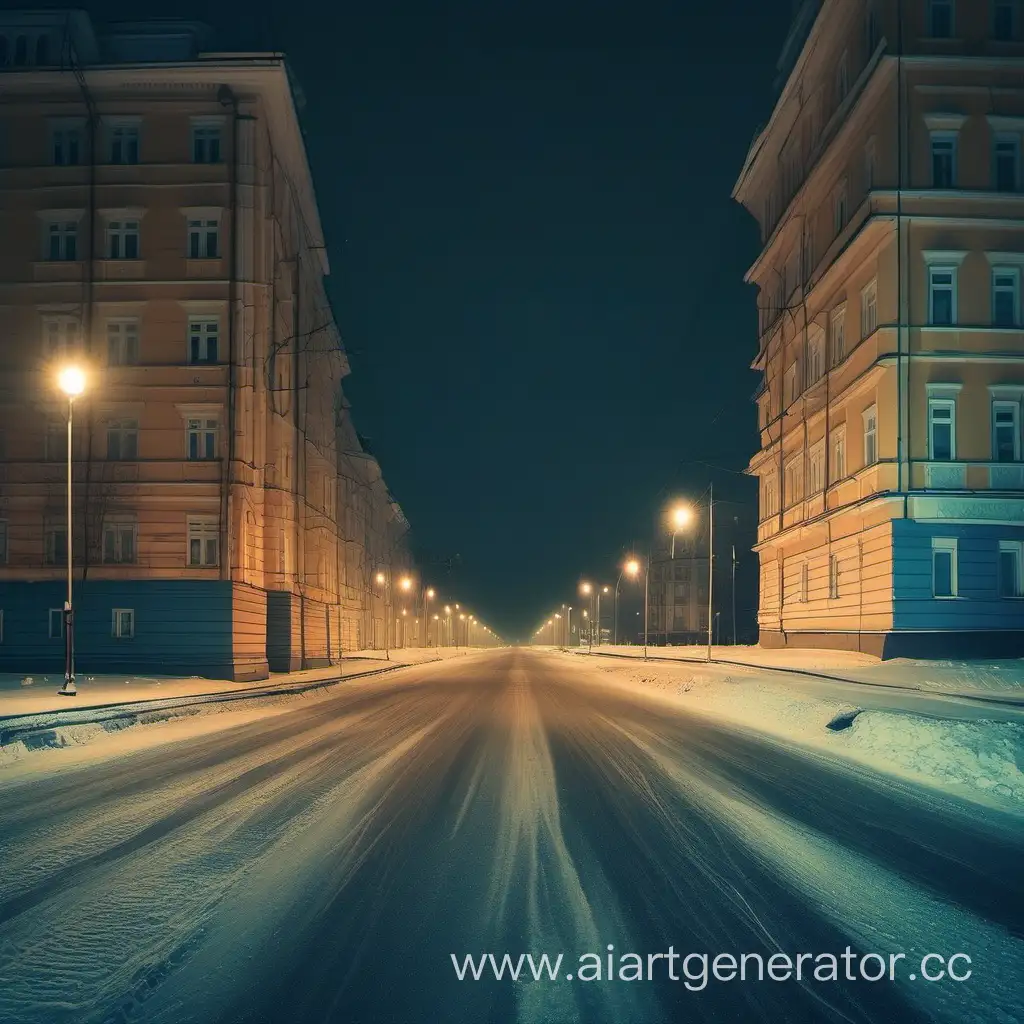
731,544,737,646
707,483,714,663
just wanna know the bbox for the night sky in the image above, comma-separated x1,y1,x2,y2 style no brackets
42,0,791,640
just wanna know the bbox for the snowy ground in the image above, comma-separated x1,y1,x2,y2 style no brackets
0,646,482,719
0,650,1020,1024
562,643,1024,698
551,649,1024,811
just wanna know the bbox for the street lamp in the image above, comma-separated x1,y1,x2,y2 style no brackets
422,586,435,647
56,366,86,696
615,557,641,646
374,569,392,660
622,556,649,659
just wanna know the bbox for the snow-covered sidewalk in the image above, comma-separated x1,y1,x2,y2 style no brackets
558,643,1024,700
0,647,478,720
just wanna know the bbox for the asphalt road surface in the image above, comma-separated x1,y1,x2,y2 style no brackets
0,650,1021,1024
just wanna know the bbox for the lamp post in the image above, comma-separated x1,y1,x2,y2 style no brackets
707,483,715,662
374,570,391,659
595,585,609,647
566,605,573,647
57,365,86,697
622,557,646,659
578,582,593,649
422,586,435,647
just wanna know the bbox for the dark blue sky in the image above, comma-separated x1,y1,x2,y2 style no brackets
51,0,791,639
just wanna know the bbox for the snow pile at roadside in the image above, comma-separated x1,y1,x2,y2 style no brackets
583,657,1024,810
873,659,1024,696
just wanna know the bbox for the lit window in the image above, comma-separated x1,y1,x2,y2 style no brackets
107,220,140,260
863,405,878,465
998,541,1023,598
861,279,878,337
187,418,218,460
187,516,220,567
107,320,139,365
188,219,219,259
928,0,955,38
992,401,1021,462
109,125,139,164
192,124,222,163
994,135,1020,191
112,608,135,638
931,133,957,188
928,398,956,461
932,538,958,598
106,419,139,460
102,521,136,564
46,221,78,261
188,318,219,363
992,267,1020,326
928,266,957,325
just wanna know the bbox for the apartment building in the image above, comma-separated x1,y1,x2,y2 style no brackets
734,0,1024,657
0,11,412,679
645,547,711,645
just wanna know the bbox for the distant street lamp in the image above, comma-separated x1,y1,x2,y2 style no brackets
57,365,86,697
422,586,435,647
623,556,648,659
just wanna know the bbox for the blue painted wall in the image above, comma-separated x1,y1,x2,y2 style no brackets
0,579,237,678
892,520,1024,631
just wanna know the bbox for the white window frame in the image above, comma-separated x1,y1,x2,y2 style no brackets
998,540,1024,598
863,405,878,466
106,318,140,366
112,608,136,639
807,329,824,384
830,306,847,363
991,266,1020,327
108,122,140,165
832,425,847,481
187,515,220,567
928,265,958,326
784,454,804,505
784,362,799,406
50,120,83,166
993,133,1021,191
829,553,840,600
930,131,958,189
808,440,825,494
188,317,219,364
106,219,141,260
45,219,78,261
187,217,220,259
41,315,81,357
931,537,958,599
187,417,219,460
102,519,137,565
861,279,878,338
761,473,779,519
191,120,223,164
928,397,957,461
992,400,1021,462
106,419,139,461
928,0,955,38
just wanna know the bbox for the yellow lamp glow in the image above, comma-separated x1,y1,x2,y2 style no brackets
58,365,86,397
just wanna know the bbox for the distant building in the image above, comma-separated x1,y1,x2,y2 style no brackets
734,0,1024,657
645,544,710,646
0,11,411,678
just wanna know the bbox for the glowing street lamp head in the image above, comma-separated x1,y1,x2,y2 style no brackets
459,614,466,621
444,605,451,614
624,558,641,577
375,571,386,586
670,504,693,531
425,587,435,600
402,609,408,616
579,581,592,596
399,576,413,592
58,365,86,397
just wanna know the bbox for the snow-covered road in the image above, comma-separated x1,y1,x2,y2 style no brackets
0,650,1021,1024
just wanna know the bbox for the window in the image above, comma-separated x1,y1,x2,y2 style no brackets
42,316,80,357
188,218,219,259
784,454,804,504
188,516,220,567
992,401,1021,462
109,125,139,164
799,562,809,602
107,220,140,260
51,126,81,166
188,318,219,363
994,135,1020,191
784,362,799,406
45,417,66,461
102,521,136,564
808,441,825,494
107,320,139,365
761,473,779,518
46,221,78,261
833,182,848,234
928,266,957,325
994,1,1017,40
807,331,824,383
992,267,1020,327
831,307,847,363
107,419,139,460
187,418,218,460
861,279,878,337
0,519,7,564
928,0,955,38
833,426,847,481
45,527,67,565
836,51,850,104
932,538,958,598
863,405,878,465
48,608,64,639
928,398,956,461
998,541,1023,597
931,133,957,188
112,608,135,639
192,124,222,163
829,554,840,599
